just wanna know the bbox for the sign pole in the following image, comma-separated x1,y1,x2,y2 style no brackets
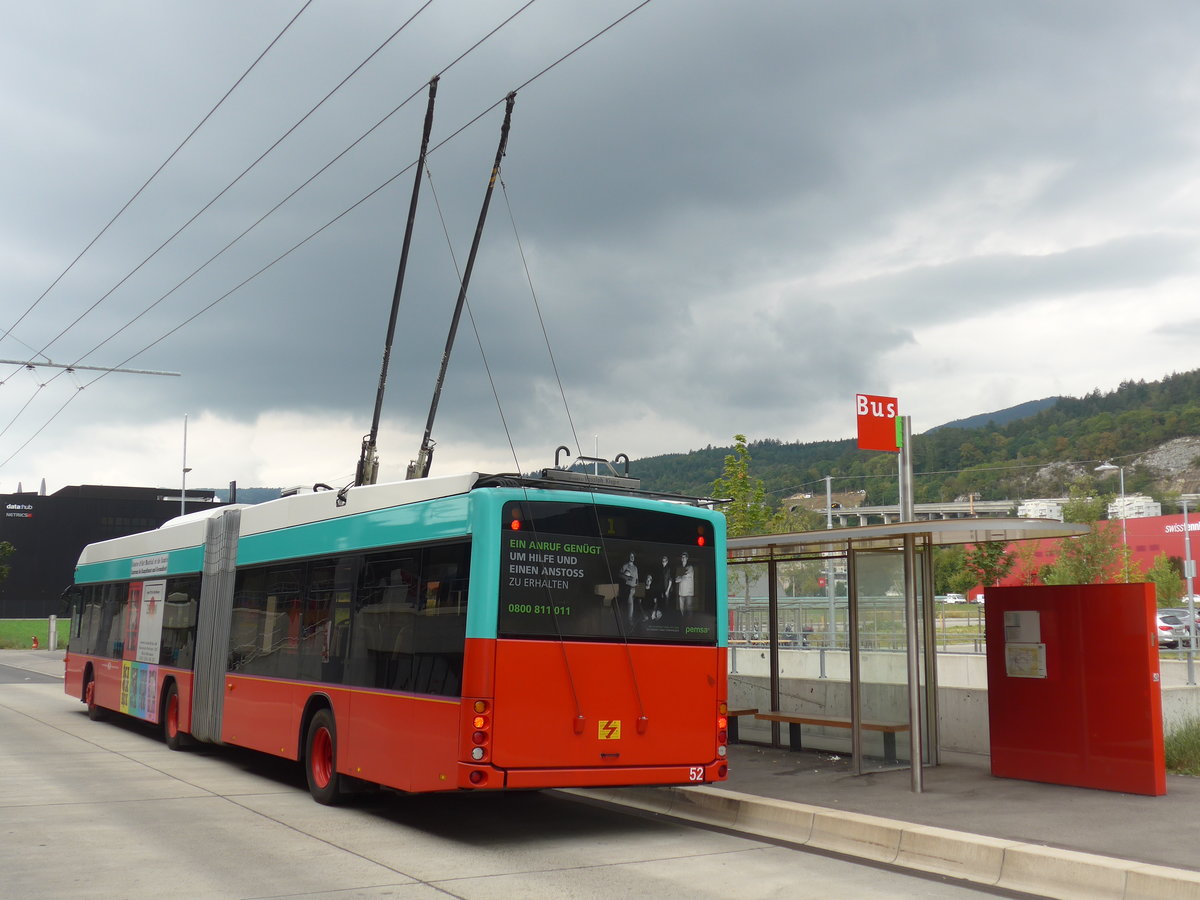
898,415,923,792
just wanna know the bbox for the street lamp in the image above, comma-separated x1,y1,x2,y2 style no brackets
181,414,191,517
1183,498,1196,685
1095,461,1127,581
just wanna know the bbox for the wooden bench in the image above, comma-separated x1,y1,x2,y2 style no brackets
726,708,758,744
754,711,910,764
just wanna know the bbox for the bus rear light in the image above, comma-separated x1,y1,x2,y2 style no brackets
718,746,727,757
472,731,488,745
718,764,727,778
473,699,490,714
472,715,488,729
717,729,728,744
718,702,728,716
471,747,486,761
469,769,488,785
717,715,728,730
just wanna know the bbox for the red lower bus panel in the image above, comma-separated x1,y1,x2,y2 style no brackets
345,691,461,792
222,674,306,759
490,639,724,775
499,760,727,790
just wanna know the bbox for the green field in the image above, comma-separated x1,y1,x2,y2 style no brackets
0,618,69,650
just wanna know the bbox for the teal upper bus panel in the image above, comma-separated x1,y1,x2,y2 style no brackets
236,494,473,567
75,545,205,585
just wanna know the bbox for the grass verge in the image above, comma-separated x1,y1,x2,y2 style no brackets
0,618,69,650
1165,718,1200,775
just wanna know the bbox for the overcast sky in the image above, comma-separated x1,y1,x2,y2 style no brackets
2,1,1199,494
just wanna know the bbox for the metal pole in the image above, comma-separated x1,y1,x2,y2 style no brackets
825,474,836,664
768,548,781,749
1185,499,1196,686
847,546,862,774
181,414,190,517
899,415,923,792
920,538,939,765
1120,467,1128,581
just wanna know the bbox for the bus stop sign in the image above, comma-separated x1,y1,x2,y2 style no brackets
856,394,900,452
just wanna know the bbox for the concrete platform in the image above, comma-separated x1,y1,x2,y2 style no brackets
573,743,1200,899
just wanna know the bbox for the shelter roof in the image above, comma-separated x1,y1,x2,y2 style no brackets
726,517,1089,561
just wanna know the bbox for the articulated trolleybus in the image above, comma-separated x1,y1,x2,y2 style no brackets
65,468,729,802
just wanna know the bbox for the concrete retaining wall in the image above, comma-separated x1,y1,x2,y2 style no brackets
729,649,1200,756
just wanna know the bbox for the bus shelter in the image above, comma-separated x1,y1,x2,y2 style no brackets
725,518,1086,791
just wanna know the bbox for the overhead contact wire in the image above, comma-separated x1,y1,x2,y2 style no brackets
0,0,315,359
29,1,436,365
2,0,656,466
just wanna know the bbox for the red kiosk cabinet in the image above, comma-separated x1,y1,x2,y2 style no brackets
985,583,1165,796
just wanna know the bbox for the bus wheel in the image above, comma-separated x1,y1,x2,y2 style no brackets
162,682,186,751
84,675,105,721
305,709,343,805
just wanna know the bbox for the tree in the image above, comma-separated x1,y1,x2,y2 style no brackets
712,434,771,537
1041,485,1123,585
963,541,1016,591
1010,541,1043,586
1147,553,1184,605
0,541,12,583
767,504,823,535
934,546,978,595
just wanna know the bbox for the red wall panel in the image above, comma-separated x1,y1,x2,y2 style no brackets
986,584,1165,796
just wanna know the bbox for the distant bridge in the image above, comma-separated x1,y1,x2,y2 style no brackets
826,499,1017,526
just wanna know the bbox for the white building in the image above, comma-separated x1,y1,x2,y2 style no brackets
1108,493,1162,520
1017,499,1064,521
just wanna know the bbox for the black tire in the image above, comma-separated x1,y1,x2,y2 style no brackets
304,709,343,805
162,682,187,751
84,674,105,721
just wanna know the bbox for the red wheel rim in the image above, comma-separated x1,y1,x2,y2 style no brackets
166,692,179,738
311,727,333,788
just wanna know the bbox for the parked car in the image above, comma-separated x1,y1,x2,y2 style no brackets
1156,613,1190,649
1159,607,1199,643
942,593,967,604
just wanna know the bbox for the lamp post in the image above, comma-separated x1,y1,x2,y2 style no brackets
1184,498,1197,685
181,414,191,517
1095,462,1127,581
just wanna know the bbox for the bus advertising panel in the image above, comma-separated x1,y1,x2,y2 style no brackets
497,500,717,644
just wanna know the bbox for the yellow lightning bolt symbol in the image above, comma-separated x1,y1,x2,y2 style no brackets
599,719,621,740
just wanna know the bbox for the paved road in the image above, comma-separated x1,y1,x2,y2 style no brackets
0,661,60,685
0,680,1011,899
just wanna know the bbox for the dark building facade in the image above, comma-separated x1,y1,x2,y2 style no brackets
0,485,223,618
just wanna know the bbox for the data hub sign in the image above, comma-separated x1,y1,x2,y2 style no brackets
856,394,900,452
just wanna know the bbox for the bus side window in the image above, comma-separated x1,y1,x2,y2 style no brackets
62,586,83,650
297,556,357,684
81,587,102,655
349,553,422,691
161,576,200,668
100,583,128,660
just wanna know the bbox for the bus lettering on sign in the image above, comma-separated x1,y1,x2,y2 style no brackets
856,393,900,452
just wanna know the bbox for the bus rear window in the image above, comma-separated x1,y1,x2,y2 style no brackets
497,500,717,644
